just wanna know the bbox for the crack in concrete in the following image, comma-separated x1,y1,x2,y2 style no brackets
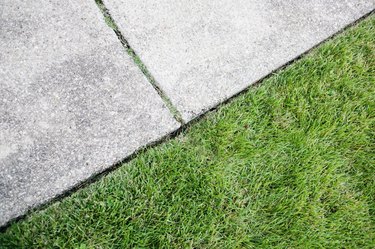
95,0,185,124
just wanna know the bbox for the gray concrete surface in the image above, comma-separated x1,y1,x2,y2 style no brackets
104,0,375,122
0,0,179,226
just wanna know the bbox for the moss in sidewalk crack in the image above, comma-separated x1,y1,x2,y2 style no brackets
94,0,184,124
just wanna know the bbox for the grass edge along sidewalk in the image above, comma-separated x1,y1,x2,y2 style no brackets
1,14,374,249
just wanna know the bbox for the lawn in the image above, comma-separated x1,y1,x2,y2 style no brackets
1,15,374,249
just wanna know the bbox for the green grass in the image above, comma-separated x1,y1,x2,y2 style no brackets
1,15,374,249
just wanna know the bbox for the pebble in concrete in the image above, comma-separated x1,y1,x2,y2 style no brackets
104,0,375,121
0,0,180,226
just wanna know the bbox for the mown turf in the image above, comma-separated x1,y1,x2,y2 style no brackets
1,15,374,249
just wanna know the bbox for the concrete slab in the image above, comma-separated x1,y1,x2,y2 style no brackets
0,0,180,226
104,0,375,121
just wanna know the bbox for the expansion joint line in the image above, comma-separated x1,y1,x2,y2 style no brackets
95,0,184,124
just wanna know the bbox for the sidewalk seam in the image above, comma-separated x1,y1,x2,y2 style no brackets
95,0,185,124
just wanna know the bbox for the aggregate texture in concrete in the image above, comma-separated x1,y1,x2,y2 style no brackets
0,0,180,226
104,0,375,121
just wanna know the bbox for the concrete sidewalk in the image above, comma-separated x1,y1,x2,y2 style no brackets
0,0,179,226
0,0,374,227
104,0,374,121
